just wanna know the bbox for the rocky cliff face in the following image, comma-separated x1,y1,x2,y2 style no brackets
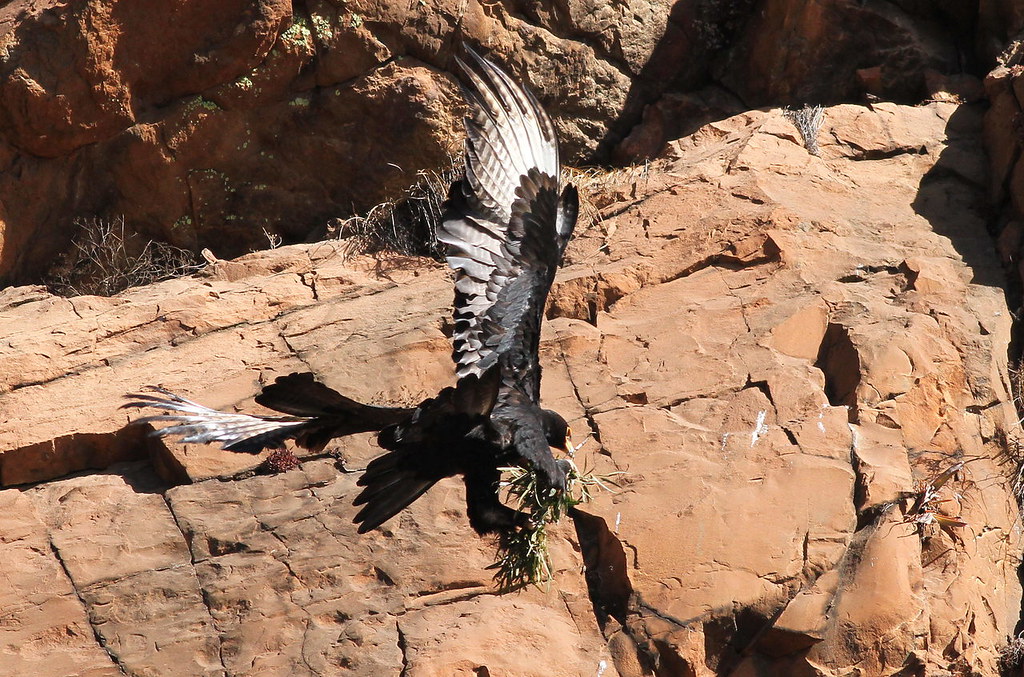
4,1,1024,676
0,0,1006,285
2,98,1021,675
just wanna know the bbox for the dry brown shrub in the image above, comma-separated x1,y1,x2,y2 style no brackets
332,161,457,260
784,104,825,156
332,159,655,262
47,215,203,297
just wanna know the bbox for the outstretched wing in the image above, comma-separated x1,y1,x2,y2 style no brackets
123,386,312,453
438,47,579,384
123,374,413,454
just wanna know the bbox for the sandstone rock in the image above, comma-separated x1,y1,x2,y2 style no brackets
0,100,1020,675
0,490,121,676
0,0,644,284
0,1,1007,285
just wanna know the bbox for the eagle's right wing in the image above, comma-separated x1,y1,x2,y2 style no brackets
438,47,577,382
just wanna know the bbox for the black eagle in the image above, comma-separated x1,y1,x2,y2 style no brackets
125,48,580,535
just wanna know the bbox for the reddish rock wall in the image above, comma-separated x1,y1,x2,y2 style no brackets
0,0,997,286
1,100,1020,675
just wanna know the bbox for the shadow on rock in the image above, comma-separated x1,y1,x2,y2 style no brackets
911,102,1002,288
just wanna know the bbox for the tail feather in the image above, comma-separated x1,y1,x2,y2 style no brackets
352,450,438,533
124,374,415,455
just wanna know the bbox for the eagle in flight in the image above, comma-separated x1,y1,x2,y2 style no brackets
125,47,579,535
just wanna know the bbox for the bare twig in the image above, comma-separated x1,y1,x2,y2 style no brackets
334,159,458,259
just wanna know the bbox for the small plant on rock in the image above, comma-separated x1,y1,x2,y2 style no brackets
785,104,825,156
47,215,202,297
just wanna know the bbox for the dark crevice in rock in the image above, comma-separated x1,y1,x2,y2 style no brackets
411,586,493,608
656,382,750,411
557,340,603,446
836,263,904,283
635,598,705,630
48,538,129,676
657,236,782,290
298,271,319,301
815,323,861,423
412,580,488,598
848,144,928,161
396,619,410,677
851,463,887,533
374,565,396,586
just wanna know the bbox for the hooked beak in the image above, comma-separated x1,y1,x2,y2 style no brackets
558,428,575,455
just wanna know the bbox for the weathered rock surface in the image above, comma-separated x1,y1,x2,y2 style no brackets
0,0,999,285
1,100,1020,675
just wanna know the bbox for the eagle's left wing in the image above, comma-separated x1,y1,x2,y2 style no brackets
438,47,579,390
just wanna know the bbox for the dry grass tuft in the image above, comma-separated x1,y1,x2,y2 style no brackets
564,162,655,226
47,215,203,297
784,105,825,156
331,161,458,260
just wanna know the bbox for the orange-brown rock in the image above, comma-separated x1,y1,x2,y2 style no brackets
1,99,1020,675
0,0,1002,286
0,0,640,284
